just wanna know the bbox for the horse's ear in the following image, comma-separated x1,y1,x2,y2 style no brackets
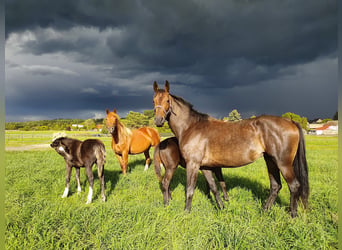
153,81,159,92
165,80,170,93
106,109,110,114
114,108,117,114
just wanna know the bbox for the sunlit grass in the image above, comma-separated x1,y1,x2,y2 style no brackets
5,135,337,249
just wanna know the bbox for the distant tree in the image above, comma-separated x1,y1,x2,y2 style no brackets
101,119,108,134
124,111,149,128
282,112,308,131
223,109,242,121
84,119,96,130
143,110,155,120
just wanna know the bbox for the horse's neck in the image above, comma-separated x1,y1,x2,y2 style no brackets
168,96,195,139
113,121,130,145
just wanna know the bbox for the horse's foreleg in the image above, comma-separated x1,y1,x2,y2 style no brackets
122,151,129,175
144,148,151,171
62,164,72,198
75,167,81,193
85,164,94,204
115,153,126,175
202,169,224,209
185,162,200,211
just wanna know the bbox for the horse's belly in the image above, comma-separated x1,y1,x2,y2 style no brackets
129,135,150,154
201,141,264,167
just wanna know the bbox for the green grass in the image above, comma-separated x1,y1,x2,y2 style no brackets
5,135,337,249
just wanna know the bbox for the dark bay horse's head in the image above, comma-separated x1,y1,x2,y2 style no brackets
153,80,172,127
50,137,70,155
105,108,119,134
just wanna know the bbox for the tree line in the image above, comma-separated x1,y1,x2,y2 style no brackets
6,110,336,132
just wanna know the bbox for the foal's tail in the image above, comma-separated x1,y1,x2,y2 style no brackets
293,122,309,209
153,144,163,182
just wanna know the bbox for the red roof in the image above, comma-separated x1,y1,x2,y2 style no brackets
315,124,330,130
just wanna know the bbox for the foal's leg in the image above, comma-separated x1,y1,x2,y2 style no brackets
162,165,177,206
75,167,81,193
62,164,72,198
185,162,200,211
85,164,94,204
201,169,224,209
263,154,282,211
212,168,229,201
97,163,106,202
144,147,151,171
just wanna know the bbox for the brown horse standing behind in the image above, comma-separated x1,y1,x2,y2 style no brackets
106,108,160,174
153,81,309,217
154,136,229,206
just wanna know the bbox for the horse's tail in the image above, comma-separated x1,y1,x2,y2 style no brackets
149,128,161,147
293,122,309,209
153,143,163,182
95,142,106,178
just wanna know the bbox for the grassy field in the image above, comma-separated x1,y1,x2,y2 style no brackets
5,133,338,249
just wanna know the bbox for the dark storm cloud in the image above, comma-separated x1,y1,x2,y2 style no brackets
5,0,337,121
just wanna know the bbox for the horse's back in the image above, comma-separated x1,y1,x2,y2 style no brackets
139,127,160,146
180,115,300,167
129,127,160,153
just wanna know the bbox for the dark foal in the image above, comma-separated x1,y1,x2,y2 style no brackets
51,137,106,204
154,137,229,206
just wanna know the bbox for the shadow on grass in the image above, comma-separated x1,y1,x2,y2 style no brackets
164,167,285,208
90,157,147,199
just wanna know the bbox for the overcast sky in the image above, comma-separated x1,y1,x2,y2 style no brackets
5,0,337,122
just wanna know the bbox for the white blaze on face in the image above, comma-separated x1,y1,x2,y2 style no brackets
58,146,65,152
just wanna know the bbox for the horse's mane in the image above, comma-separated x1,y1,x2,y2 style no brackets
171,94,210,122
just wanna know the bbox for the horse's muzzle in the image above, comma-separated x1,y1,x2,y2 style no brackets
154,116,165,127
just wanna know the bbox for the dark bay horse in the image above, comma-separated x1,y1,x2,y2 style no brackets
154,136,229,205
106,108,160,175
153,81,309,217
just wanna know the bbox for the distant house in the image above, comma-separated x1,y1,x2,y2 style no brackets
71,124,84,130
95,124,103,132
309,121,338,135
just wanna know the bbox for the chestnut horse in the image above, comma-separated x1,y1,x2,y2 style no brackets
153,81,309,217
154,136,229,205
106,109,160,174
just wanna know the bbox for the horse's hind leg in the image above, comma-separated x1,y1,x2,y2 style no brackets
97,163,106,202
75,167,81,193
263,154,282,211
201,169,224,209
85,164,94,204
62,164,72,198
144,147,151,171
213,168,229,201
279,165,300,217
